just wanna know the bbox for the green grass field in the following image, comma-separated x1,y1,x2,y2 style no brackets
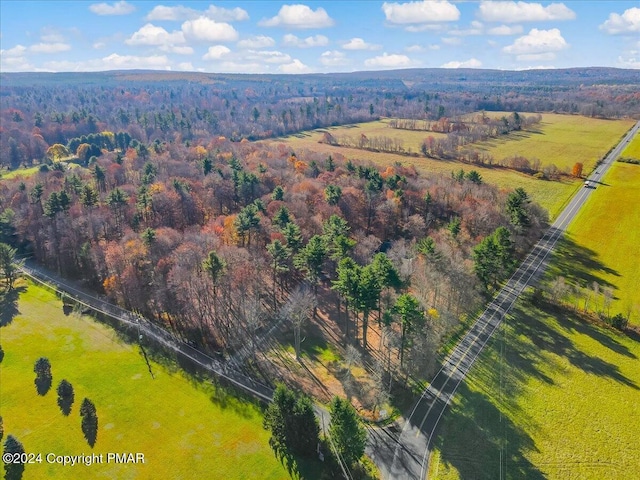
0,165,43,180
428,159,640,479
547,161,640,323
470,114,634,173
621,132,640,160
271,114,632,220
272,122,577,219
0,283,289,480
280,119,448,155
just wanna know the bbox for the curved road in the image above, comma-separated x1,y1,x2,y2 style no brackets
368,120,640,480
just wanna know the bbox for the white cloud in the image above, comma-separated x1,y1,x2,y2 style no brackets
89,1,135,16
177,62,194,71
204,5,249,22
364,53,414,68
30,43,71,54
503,28,568,55
382,1,460,25
260,4,335,29
126,23,186,46
600,8,640,35
450,21,483,36
0,55,35,72
405,24,446,32
145,4,248,22
617,55,640,69
218,61,265,73
102,53,169,69
282,34,329,48
93,42,106,49
237,35,275,49
488,25,523,36
478,1,575,23
202,45,231,60
40,29,65,43
320,50,348,66
161,45,194,55
441,58,482,68
43,53,171,71
342,38,381,51
442,37,462,46
1,45,27,57
279,59,311,73
516,52,556,62
182,17,238,42
406,44,440,52
246,50,293,64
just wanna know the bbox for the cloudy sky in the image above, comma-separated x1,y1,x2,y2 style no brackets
1,1,639,73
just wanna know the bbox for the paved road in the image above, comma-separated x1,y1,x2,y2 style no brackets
369,120,640,480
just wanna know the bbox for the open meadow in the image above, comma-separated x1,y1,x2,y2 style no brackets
0,282,289,480
621,132,640,160
469,114,634,172
428,159,640,479
270,113,638,220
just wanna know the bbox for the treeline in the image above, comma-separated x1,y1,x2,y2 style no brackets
0,138,547,392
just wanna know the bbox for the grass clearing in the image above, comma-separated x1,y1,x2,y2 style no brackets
269,131,576,220
0,282,289,480
470,114,634,173
0,165,43,180
428,158,640,479
547,161,640,323
270,114,632,220
280,118,447,155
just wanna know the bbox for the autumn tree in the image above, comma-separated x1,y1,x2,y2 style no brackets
46,143,70,161
282,287,316,361
572,162,583,178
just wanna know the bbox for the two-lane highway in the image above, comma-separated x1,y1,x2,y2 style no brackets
369,120,640,480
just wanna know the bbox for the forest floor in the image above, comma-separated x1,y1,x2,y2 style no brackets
427,159,640,479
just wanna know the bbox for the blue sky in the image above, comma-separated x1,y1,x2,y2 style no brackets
1,1,639,73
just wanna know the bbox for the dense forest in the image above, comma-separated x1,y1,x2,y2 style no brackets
1,67,639,170
0,133,547,391
0,66,634,403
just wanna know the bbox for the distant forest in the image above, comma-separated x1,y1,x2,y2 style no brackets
1,67,639,169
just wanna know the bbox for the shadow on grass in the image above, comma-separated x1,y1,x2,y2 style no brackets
429,295,639,478
0,286,24,327
433,382,545,480
546,235,619,291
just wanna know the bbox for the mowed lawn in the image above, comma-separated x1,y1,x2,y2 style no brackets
428,160,640,479
471,114,635,172
0,283,288,480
